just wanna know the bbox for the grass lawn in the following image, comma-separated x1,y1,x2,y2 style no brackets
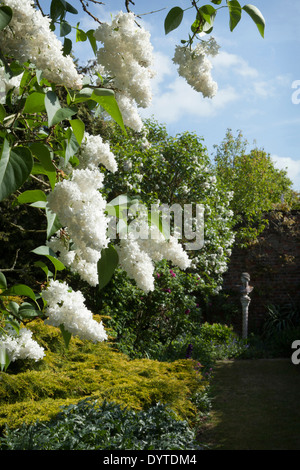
198,358,300,450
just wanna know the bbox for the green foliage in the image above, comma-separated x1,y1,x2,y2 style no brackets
163,1,265,41
0,7,127,352
0,140,33,201
104,119,235,296
158,322,248,368
213,129,294,246
0,319,206,430
0,272,43,370
97,244,119,290
0,399,201,450
164,7,184,35
262,302,300,340
0,6,12,31
100,260,202,358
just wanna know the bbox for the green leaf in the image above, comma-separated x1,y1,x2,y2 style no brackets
0,6,12,31
242,4,265,38
0,345,10,372
164,7,184,34
76,23,87,42
66,2,78,14
60,324,72,349
199,5,216,25
70,119,85,146
2,284,37,302
86,29,97,55
31,245,65,271
7,301,20,317
0,103,6,123
73,87,114,104
23,92,46,113
31,162,56,190
45,91,61,125
35,69,44,85
30,142,55,173
18,302,40,318
17,189,47,205
97,244,119,290
227,0,242,31
45,91,76,126
91,90,126,133
63,37,72,56
46,206,62,239
0,271,7,290
50,0,67,22
10,62,24,78
191,17,200,33
211,0,222,4
60,20,72,37
0,140,33,201
6,316,20,335
34,260,53,278
52,107,77,126
65,130,79,162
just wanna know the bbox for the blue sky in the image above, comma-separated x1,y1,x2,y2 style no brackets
50,0,300,190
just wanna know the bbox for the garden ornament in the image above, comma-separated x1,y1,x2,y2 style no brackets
239,272,254,339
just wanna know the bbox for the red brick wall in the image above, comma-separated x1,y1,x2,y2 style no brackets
221,211,300,334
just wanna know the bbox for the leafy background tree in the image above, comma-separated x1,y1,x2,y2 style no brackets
213,129,295,247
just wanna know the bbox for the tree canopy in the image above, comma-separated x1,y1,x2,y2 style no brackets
213,129,294,246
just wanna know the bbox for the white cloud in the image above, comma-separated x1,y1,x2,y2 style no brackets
271,155,300,190
212,51,259,78
141,50,240,124
253,80,276,98
150,51,174,92
142,77,239,123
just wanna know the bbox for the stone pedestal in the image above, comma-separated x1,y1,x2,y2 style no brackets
239,272,253,339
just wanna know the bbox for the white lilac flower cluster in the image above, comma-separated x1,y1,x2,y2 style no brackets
116,235,155,292
47,230,100,287
41,279,107,343
116,221,191,293
94,11,155,131
47,132,120,286
172,38,220,98
0,328,45,362
0,0,82,90
78,132,118,173
47,168,109,255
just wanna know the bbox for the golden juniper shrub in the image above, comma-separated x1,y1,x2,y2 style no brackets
0,320,206,429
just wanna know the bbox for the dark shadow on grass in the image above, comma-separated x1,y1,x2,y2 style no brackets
198,358,300,450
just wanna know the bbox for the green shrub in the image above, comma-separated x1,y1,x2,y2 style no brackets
264,326,300,358
0,319,206,430
151,322,248,368
262,302,300,340
198,322,236,343
0,399,202,450
100,261,202,358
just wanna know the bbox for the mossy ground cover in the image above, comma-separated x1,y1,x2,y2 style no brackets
0,319,206,431
198,358,300,450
